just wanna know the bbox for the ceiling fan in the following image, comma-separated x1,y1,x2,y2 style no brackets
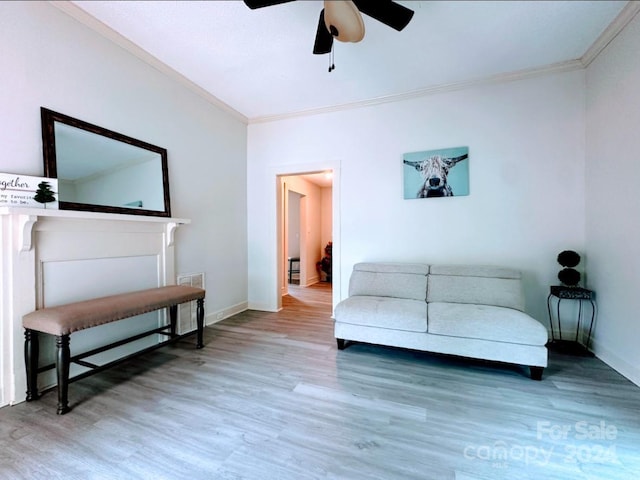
243,0,414,55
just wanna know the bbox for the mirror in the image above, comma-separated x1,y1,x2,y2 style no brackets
41,107,171,217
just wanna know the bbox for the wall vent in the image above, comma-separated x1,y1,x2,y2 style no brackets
176,272,205,334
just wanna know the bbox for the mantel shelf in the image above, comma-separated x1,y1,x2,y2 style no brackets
0,206,190,225
0,206,190,251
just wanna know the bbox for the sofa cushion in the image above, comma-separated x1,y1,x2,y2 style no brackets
427,302,548,346
430,264,521,279
335,296,427,332
349,263,429,301
354,263,430,275
428,265,524,310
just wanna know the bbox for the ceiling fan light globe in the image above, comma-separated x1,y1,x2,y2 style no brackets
324,0,365,43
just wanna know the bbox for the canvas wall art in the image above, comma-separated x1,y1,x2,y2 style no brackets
403,146,469,199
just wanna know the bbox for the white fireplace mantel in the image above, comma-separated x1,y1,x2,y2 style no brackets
0,207,189,250
0,207,190,407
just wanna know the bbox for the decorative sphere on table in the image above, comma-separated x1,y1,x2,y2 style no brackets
557,250,581,286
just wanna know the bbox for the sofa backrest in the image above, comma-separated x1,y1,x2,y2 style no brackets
427,265,524,311
349,263,429,301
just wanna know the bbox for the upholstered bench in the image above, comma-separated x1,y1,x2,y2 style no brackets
23,285,205,414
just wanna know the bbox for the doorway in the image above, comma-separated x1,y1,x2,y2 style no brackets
278,170,334,308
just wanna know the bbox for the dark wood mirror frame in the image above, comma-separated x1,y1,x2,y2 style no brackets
41,107,171,217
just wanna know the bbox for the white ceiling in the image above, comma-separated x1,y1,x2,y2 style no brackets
68,1,631,123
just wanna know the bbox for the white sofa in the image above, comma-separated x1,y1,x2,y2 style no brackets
334,263,549,379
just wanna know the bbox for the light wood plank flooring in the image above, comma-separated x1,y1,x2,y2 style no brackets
1,282,639,479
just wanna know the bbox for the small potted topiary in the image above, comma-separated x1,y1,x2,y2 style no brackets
557,250,581,287
317,241,332,283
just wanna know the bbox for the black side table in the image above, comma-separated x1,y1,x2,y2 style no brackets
547,286,596,356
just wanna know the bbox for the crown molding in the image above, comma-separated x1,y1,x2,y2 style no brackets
248,59,584,124
50,1,639,127
249,1,640,125
581,1,640,67
49,1,248,125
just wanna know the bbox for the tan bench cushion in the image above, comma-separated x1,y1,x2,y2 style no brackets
23,286,205,336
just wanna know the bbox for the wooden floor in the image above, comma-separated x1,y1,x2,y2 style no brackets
1,282,639,479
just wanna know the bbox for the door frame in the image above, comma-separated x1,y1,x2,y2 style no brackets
274,162,341,313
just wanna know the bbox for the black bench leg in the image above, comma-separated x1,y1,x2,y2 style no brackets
196,298,204,349
56,335,71,415
169,305,178,337
24,329,40,401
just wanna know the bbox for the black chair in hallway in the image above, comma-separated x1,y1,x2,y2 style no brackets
288,257,300,283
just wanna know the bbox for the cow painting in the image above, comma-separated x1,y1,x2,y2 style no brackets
403,147,469,199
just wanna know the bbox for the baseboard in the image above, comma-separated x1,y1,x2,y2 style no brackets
591,339,640,387
206,301,248,326
303,275,320,286
247,301,281,313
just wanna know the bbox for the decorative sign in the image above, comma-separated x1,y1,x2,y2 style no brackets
0,173,59,209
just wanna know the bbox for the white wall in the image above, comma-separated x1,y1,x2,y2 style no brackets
287,190,301,258
320,186,333,255
585,12,640,385
248,70,587,324
0,2,248,322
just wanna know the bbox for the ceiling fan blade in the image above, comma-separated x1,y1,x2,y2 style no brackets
352,0,414,31
243,0,295,9
313,9,333,54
